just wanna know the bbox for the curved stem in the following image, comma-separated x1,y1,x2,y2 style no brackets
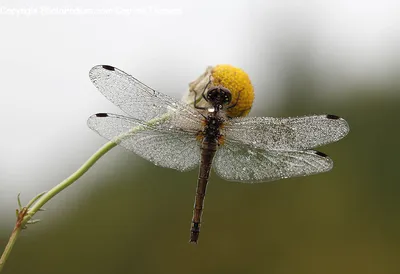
26,112,172,220
0,141,116,273
0,112,174,272
0,225,22,272
25,141,117,219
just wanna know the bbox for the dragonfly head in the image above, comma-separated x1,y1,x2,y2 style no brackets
205,86,232,110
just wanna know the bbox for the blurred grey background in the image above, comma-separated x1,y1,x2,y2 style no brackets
1,1,400,273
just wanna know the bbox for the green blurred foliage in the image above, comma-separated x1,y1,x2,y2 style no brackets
1,82,400,274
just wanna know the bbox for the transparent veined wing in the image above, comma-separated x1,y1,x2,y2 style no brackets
213,139,333,183
89,65,202,123
222,115,349,150
87,113,202,172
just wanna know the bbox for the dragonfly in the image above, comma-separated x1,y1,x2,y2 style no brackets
87,65,350,243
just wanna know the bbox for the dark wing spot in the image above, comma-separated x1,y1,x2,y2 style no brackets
315,151,328,157
326,114,340,120
95,113,109,117
102,65,115,71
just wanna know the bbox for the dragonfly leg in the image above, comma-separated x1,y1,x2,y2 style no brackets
193,90,208,110
227,88,243,110
193,78,212,110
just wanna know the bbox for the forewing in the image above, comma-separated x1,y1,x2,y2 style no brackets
89,65,202,123
213,140,333,183
223,115,349,150
87,113,201,172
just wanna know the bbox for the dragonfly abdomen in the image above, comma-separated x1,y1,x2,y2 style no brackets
190,137,218,244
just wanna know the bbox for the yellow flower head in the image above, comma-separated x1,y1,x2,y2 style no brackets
211,64,254,117
184,65,254,118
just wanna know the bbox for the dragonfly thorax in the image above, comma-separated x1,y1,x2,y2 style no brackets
202,116,224,141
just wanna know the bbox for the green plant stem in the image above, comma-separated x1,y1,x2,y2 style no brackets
0,112,173,272
0,141,116,273
27,111,171,218
26,141,117,219
0,225,22,272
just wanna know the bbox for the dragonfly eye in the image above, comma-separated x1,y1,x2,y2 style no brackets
223,91,232,104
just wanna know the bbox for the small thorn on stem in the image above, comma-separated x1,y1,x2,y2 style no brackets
27,219,41,224
17,193,22,210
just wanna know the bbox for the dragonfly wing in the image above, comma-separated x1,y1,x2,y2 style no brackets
223,114,349,150
88,113,201,172
213,139,333,183
89,65,202,123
